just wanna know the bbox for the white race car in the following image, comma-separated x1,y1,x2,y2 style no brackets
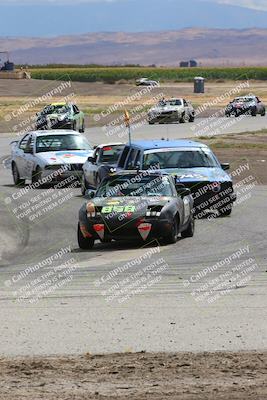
136,78,160,87
11,130,94,186
148,98,195,124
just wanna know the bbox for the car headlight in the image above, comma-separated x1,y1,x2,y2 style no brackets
86,202,96,218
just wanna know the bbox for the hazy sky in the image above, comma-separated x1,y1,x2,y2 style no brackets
0,0,266,8
0,0,267,36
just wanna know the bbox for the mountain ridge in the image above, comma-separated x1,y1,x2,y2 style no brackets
2,29,267,66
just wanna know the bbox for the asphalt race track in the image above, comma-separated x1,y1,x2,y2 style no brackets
87,115,267,144
0,126,266,356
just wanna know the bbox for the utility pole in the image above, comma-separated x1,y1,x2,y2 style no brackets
124,109,131,144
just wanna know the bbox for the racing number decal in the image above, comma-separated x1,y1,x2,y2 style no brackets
102,205,136,214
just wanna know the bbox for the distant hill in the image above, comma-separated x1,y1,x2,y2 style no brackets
2,29,267,66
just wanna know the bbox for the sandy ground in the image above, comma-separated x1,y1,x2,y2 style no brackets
200,131,267,184
0,352,266,400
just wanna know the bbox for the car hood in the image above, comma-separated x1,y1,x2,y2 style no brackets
92,196,171,207
36,150,94,165
150,105,182,112
233,101,254,106
160,167,231,183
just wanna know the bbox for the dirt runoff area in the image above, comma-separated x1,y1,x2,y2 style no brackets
0,351,266,400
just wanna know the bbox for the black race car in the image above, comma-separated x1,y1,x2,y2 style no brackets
78,171,195,249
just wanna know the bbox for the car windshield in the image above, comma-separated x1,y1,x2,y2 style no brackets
98,145,125,163
234,97,254,103
36,134,92,153
96,175,173,197
143,150,218,169
42,105,71,115
168,99,182,106
158,99,182,107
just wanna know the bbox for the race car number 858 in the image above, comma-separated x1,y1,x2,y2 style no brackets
102,205,136,213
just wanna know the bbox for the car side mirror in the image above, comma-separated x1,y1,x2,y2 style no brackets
175,183,191,197
87,156,96,164
221,163,230,171
85,189,96,199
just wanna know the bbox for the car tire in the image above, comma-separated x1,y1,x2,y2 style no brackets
77,223,95,249
148,120,155,125
251,108,257,117
81,174,89,195
179,113,186,123
96,174,102,187
261,109,266,116
12,163,25,186
163,218,178,245
32,167,43,186
219,205,232,217
189,114,195,122
79,120,85,133
181,216,195,238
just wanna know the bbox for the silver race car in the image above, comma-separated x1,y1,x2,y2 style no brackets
148,98,195,124
11,130,93,186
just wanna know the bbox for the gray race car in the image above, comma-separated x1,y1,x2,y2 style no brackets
225,95,266,117
78,171,195,249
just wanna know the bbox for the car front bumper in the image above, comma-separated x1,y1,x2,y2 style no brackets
80,216,173,241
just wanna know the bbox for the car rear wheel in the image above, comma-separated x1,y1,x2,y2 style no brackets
181,216,195,238
77,223,95,249
261,109,266,116
12,163,25,186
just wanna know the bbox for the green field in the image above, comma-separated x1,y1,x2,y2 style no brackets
29,66,267,83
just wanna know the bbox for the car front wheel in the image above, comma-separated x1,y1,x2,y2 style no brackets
162,218,178,245
12,163,25,186
32,167,43,186
77,223,95,249
81,174,89,195
181,216,195,238
219,205,232,217
189,114,195,122
79,120,85,133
